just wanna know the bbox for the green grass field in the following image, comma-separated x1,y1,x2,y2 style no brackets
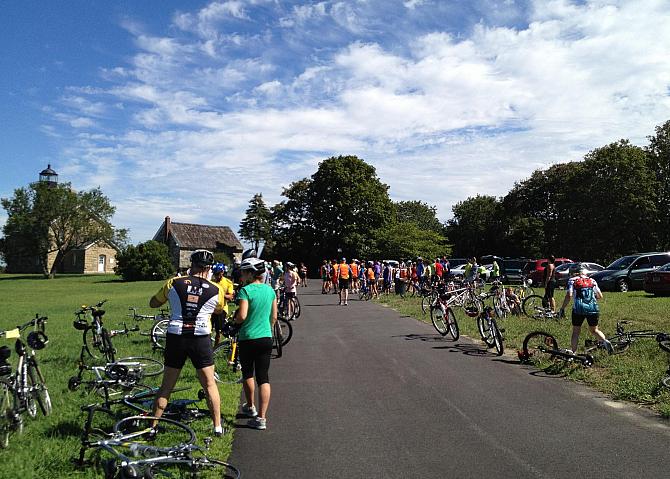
0,274,241,478
376,286,670,417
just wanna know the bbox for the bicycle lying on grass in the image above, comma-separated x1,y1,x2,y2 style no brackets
0,315,52,448
519,331,595,367
127,307,170,337
77,405,240,478
584,321,670,355
522,295,563,320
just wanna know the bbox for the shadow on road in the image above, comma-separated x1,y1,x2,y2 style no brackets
393,333,445,342
432,342,493,357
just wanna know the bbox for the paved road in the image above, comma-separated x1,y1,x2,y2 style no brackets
230,285,670,478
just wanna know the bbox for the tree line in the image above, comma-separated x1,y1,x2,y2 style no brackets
241,120,670,268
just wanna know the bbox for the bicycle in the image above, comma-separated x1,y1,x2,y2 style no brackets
0,315,52,448
519,331,594,367
476,307,504,356
584,321,669,355
522,294,563,320
74,300,119,363
77,405,241,478
127,307,170,337
657,338,670,390
212,324,242,384
358,279,372,301
429,292,460,340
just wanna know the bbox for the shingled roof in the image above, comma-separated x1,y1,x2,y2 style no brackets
154,219,243,252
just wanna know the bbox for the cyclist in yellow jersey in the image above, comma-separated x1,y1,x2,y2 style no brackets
149,250,225,437
210,263,235,346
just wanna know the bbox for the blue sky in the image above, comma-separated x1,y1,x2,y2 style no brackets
2,0,670,243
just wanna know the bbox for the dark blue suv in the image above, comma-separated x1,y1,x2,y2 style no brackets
589,252,670,292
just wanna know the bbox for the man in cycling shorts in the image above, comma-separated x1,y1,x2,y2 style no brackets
149,249,226,437
338,257,352,305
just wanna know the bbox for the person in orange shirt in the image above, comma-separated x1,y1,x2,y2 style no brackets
350,260,360,294
366,261,378,298
331,259,339,295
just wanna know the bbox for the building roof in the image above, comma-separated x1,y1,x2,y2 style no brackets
154,221,243,252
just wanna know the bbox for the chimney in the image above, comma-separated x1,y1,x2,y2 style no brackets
164,216,171,243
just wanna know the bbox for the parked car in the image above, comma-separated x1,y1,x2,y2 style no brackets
522,258,573,285
449,264,493,281
590,252,670,292
644,262,670,295
555,262,605,287
502,258,529,284
446,258,468,269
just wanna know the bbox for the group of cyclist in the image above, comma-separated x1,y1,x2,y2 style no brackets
149,249,305,434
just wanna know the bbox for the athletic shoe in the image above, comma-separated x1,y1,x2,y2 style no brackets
247,416,267,430
338,301,342,305
241,403,257,417
344,302,348,306
213,425,224,437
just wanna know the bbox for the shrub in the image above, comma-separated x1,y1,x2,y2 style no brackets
115,240,173,281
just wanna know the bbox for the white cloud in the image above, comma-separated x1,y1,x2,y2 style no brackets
42,0,670,242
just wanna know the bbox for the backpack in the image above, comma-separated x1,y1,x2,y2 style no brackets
573,277,600,315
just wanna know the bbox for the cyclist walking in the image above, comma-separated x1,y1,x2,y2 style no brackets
149,250,225,437
338,258,352,305
234,257,277,430
283,262,299,318
559,263,612,354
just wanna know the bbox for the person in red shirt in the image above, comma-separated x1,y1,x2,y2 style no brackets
434,258,443,282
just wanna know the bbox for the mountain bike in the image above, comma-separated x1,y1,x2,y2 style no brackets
519,331,594,367
74,300,117,362
488,281,511,318
128,307,170,336
212,324,242,384
358,280,372,301
429,293,459,340
584,321,670,355
0,315,52,448
476,307,504,356
522,295,563,320
77,405,240,478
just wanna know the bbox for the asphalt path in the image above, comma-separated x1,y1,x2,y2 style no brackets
230,284,670,478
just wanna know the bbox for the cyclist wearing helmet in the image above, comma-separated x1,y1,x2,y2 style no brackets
234,257,277,430
210,263,235,346
559,263,612,354
149,249,225,436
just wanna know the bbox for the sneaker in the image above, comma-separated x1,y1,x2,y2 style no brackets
602,340,614,354
247,416,267,430
344,302,348,306
213,425,224,437
338,301,342,305
241,403,257,417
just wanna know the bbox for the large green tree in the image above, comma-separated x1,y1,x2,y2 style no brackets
646,120,670,250
394,200,445,235
271,156,393,262
1,182,127,277
238,193,272,252
446,195,502,258
115,240,173,281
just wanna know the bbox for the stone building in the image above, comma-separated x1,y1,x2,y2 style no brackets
153,217,244,271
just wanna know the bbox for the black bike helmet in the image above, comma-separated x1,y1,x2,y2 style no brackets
190,249,214,267
27,331,49,350
0,345,10,362
242,248,257,260
73,319,88,330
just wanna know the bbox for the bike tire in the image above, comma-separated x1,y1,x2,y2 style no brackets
101,328,116,363
114,357,165,377
609,338,631,354
522,295,545,317
430,305,449,336
0,382,11,448
662,376,670,390
521,331,558,363
477,315,492,344
144,458,241,479
28,362,52,416
292,297,301,319
659,340,670,354
491,319,504,356
83,327,100,359
421,295,434,314
446,308,459,341
113,415,196,448
273,322,283,358
151,319,170,351
277,318,293,347
212,340,242,384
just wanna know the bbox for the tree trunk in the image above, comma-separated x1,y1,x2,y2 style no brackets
48,250,64,279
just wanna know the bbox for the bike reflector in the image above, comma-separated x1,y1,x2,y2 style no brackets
4,328,20,339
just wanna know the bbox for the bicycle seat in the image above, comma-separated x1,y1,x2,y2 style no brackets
92,310,105,318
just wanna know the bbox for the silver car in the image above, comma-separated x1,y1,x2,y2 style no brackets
555,262,605,287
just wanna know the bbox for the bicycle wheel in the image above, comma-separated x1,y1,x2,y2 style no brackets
421,294,435,314
113,415,196,449
101,329,116,363
83,327,101,359
273,322,283,358
430,305,449,336
446,308,459,341
151,319,170,351
114,357,165,377
212,340,242,384
144,458,241,479
27,361,52,416
609,337,631,354
292,297,301,319
491,319,504,356
477,315,492,344
463,296,483,317
522,295,545,317
493,296,508,319
276,318,293,347
0,382,11,448
521,331,558,363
